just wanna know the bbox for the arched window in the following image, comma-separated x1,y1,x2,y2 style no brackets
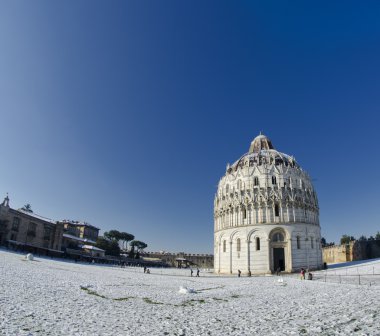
274,203,280,217
243,206,247,219
272,232,284,242
272,176,277,185
297,236,301,249
223,240,226,252
256,237,260,251
254,177,259,186
237,238,241,252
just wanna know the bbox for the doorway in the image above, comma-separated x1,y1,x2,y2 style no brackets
273,248,285,271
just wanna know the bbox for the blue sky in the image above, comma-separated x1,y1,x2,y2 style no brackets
0,1,379,253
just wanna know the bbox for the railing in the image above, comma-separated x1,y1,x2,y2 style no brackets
312,272,380,286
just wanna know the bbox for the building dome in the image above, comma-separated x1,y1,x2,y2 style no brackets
248,133,274,153
214,134,323,274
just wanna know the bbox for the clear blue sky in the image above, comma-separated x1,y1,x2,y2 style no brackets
1,1,379,253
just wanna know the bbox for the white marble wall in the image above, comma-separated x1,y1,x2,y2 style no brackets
215,223,322,274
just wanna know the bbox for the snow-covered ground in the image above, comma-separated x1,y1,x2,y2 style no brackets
1,250,380,336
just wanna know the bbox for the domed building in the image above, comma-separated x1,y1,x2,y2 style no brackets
214,134,323,274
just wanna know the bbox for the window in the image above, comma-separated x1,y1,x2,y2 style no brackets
10,233,17,241
311,237,314,249
272,176,277,185
237,180,241,189
237,238,241,252
27,222,37,237
44,226,52,240
274,204,280,217
12,217,20,231
243,207,247,219
272,232,284,242
223,240,226,252
256,237,260,250
226,184,229,193
297,236,301,249
254,177,259,186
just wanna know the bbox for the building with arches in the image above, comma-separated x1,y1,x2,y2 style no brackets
214,134,323,274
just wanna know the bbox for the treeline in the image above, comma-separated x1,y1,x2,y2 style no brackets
95,229,147,258
321,232,380,247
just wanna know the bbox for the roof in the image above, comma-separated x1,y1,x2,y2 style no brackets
15,209,56,225
60,220,99,230
228,134,301,172
62,233,96,244
82,245,105,252
249,134,274,153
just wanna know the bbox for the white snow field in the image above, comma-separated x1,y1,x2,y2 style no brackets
1,250,380,336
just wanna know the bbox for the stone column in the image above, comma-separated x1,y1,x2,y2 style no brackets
218,242,221,273
286,204,290,222
292,206,296,222
267,238,272,273
287,238,293,272
229,241,233,274
247,238,251,272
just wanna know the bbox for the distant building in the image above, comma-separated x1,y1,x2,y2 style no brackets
82,244,105,258
0,195,63,255
323,240,380,264
141,251,214,268
214,134,323,274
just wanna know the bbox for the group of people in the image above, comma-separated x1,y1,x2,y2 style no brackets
300,268,313,280
234,268,313,279
190,268,200,277
143,266,151,274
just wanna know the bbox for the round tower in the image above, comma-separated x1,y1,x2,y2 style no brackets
214,134,323,274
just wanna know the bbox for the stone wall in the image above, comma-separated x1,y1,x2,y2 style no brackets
215,223,323,274
323,240,380,264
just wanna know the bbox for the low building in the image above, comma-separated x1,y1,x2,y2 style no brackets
82,245,105,258
323,240,380,264
60,220,100,250
0,195,63,256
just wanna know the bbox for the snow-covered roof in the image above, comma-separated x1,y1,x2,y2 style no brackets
62,233,96,244
81,245,104,252
16,209,56,225
60,220,99,230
